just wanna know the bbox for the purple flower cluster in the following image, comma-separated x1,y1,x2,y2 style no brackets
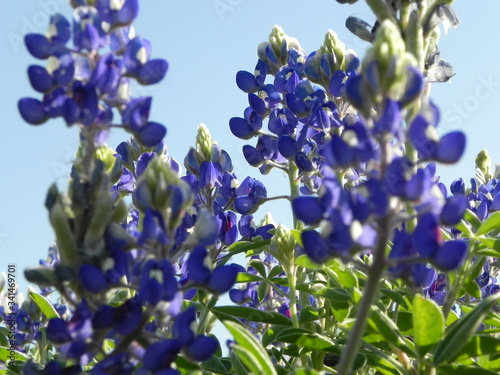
18,0,167,147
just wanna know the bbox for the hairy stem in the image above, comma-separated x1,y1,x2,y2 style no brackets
336,215,390,374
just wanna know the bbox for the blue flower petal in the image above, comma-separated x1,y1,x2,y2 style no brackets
236,71,259,93
28,65,53,92
243,145,263,167
440,196,467,226
143,339,181,371
135,121,167,147
185,335,218,362
301,230,331,263
229,117,255,140
138,59,168,85
24,34,53,59
207,265,239,294
18,98,48,125
79,264,107,293
46,318,71,344
436,131,466,164
292,197,324,225
432,240,467,271
413,212,440,258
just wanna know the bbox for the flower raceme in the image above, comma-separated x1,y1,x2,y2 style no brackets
18,0,167,147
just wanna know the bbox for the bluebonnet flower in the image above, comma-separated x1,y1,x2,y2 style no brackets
186,246,239,294
19,4,168,147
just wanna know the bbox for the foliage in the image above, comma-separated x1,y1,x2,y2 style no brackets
3,0,500,374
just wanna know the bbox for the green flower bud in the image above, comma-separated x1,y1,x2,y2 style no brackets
475,149,493,183
269,25,287,64
196,123,213,162
50,198,79,268
320,30,347,73
363,20,418,103
24,266,59,288
270,224,296,268
95,145,122,183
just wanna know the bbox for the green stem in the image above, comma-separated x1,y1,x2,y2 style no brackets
336,215,390,374
288,161,301,230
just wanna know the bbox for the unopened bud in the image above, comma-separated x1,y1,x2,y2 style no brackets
475,150,493,183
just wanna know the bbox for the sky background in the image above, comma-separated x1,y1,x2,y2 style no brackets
1,1,500,292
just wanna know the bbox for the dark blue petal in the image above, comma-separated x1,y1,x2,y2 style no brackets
135,122,167,147
401,66,424,104
143,339,181,371
301,230,331,263
46,318,71,344
185,335,218,361
18,98,48,125
450,178,466,195
236,71,259,93
62,98,79,126
138,59,168,85
24,34,53,59
440,196,467,226
229,117,255,140
292,197,324,225
115,0,139,25
408,115,437,160
278,135,297,158
79,264,107,293
243,145,263,167
28,65,53,92
234,196,256,215
413,212,440,258
187,246,211,284
329,70,347,97
295,152,314,172
172,307,196,345
207,265,239,294
432,240,467,271
136,152,156,177
436,131,466,164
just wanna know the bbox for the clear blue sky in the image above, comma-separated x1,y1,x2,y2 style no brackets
1,1,500,291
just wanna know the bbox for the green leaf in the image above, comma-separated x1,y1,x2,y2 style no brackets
454,335,500,361
28,289,60,320
262,326,339,353
227,239,271,254
299,305,323,324
0,346,30,363
368,305,415,355
476,211,500,236
478,238,500,256
212,306,292,326
437,365,498,375
257,281,269,303
464,208,482,230
224,320,277,375
249,259,267,277
201,354,232,374
380,289,410,309
236,272,263,283
433,293,500,365
413,294,444,357
455,219,475,238
295,255,325,270
331,259,358,288
364,352,409,375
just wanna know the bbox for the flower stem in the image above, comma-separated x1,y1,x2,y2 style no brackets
336,215,390,374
